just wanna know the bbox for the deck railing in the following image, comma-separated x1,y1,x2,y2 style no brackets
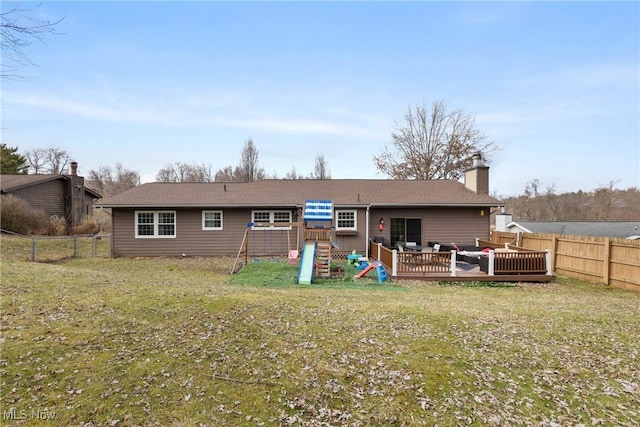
482,250,549,275
369,241,552,278
303,229,332,242
396,251,453,274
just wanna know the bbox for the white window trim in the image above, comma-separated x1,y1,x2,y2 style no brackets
202,210,223,231
335,209,357,231
135,210,176,238
251,210,292,230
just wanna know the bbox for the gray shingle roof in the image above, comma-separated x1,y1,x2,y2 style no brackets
509,221,640,239
1,174,101,198
96,179,500,208
1,174,64,191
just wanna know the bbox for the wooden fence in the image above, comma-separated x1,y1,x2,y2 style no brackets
491,231,640,292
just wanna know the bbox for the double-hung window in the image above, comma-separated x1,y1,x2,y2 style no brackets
335,210,357,231
202,210,223,230
251,210,292,230
135,211,176,238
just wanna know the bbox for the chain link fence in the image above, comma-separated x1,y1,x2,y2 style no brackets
1,232,112,262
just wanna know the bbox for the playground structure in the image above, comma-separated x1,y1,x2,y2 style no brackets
231,200,337,282
231,221,303,274
354,260,389,283
297,200,336,285
231,199,387,284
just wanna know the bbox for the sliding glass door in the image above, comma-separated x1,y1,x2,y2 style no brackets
390,218,422,248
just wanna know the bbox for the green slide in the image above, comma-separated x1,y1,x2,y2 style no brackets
297,241,316,285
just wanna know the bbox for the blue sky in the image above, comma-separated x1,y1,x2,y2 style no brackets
2,1,638,197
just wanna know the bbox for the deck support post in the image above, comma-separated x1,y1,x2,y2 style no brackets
545,249,553,275
488,250,495,276
450,250,457,276
392,249,397,277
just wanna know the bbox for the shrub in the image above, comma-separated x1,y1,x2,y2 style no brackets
92,209,112,233
0,194,48,234
72,215,101,235
47,215,67,236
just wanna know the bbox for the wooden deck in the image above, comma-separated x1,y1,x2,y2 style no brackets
396,261,555,282
370,242,555,283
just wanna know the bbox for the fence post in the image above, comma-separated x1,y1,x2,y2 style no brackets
545,250,553,275
603,237,611,286
552,235,558,274
73,234,78,257
92,236,97,257
31,236,36,262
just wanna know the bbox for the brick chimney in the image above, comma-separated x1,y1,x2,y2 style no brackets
67,161,85,229
464,152,489,195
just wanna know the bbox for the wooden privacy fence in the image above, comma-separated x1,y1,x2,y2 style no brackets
492,231,640,292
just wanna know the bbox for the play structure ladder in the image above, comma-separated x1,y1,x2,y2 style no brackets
314,241,332,278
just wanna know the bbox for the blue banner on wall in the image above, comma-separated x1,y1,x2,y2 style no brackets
304,200,333,221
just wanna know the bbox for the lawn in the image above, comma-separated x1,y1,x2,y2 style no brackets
1,236,639,426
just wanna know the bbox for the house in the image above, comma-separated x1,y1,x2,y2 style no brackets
96,158,501,258
496,214,640,240
1,162,101,228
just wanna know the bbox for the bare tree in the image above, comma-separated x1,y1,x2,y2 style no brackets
87,163,140,197
312,154,331,179
24,147,46,173
1,2,64,79
45,146,70,174
155,162,213,183
374,100,497,180
214,165,245,182
238,138,265,182
284,166,304,180
24,146,70,174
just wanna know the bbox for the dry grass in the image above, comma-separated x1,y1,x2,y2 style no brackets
1,238,639,426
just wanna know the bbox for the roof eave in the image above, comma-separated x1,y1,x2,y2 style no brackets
1,175,68,192
97,201,501,209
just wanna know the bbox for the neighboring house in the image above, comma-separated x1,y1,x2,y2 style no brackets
496,214,640,239
1,162,101,228
96,160,501,257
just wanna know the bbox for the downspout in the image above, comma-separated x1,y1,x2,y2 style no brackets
365,205,370,259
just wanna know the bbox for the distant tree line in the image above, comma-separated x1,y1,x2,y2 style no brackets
1,139,333,197
499,180,640,221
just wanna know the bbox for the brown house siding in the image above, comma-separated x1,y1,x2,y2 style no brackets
112,207,302,257
4,177,97,225
10,180,66,218
112,206,490,257
369,207,490,248
332,208,368,255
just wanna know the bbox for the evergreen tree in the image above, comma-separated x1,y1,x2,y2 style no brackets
0,143,28,174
